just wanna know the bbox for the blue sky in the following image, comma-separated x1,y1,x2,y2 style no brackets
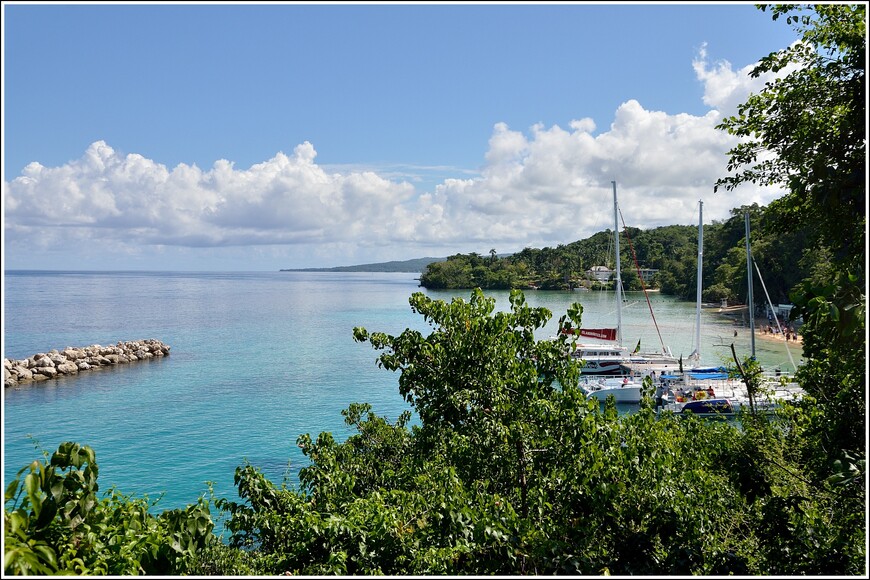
3,2,803,271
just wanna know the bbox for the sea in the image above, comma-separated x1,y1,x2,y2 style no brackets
2,270,802,517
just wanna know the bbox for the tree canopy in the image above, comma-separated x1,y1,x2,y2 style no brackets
715,3,866,472
716,4,866,275
419,208,811,307
205,289,863,575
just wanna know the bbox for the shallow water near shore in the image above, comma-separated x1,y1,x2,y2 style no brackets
3,270,802,515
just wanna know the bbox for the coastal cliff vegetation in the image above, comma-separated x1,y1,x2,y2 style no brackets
4,5,865,576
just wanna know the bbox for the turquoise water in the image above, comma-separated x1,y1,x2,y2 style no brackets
3,271,801,513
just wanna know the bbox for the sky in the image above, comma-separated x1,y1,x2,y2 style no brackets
2,1,807,271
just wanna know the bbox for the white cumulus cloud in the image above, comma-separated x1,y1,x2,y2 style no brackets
4,46,791,269
4,141,416,250
692,41,801,118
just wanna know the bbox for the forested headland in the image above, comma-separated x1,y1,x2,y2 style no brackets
419,202,819,308
4,5,865,576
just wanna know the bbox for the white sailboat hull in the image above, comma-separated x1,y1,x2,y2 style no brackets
581,378,644,403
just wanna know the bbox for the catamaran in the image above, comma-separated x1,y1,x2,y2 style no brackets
574,182,678,403
658,209,805,416
620,200,721,379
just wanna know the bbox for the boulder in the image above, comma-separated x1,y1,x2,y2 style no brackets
56,362,79,375
34,355,55,367
62,349,82,360
34,366,57,378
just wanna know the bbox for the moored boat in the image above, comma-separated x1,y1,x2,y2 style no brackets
658,372,804,418
568,182,678,383
580,375,645,403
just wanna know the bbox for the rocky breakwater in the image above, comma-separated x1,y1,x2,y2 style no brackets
4,339,170,388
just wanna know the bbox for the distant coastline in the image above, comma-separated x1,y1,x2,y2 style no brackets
281,257,445,273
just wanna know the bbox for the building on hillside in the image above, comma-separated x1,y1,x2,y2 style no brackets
637,268,658,283
586,266,612,282
587,266,658,283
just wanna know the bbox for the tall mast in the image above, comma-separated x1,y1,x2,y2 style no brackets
690,200,703,361
612,181,622,346
744,211,756,359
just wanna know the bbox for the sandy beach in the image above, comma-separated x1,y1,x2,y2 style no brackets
725,320,803,345
711,305,803,346
754,327,803,345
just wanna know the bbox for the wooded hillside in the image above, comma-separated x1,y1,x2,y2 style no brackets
420,202,813,307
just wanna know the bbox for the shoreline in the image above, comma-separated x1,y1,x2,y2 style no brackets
708,304,802,346
753,327,803,345
722,318,803,346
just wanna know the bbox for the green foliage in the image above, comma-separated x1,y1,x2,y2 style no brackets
210,289,865,575
353,289,585,511
4,441,213,576
419,252,529,290
789,271,866,469
711,7,867,574
418,253,477,289
8,8,867,576
418,210,811,305
716,4,866,274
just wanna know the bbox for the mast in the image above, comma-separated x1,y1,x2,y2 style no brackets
690,200,703,361
612,181,622,346
744,211,756,359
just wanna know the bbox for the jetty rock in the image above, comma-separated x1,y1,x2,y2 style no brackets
4,339,170,388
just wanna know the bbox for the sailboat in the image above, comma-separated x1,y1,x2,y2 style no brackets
620,200,724,379
658,209,804,416
577,182,678,403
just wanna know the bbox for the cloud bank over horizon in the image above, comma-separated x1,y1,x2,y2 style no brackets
3,49,787,270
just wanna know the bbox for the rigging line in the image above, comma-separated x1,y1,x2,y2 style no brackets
617,207,668,354
752,258,799,372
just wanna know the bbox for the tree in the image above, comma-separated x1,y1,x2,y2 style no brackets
353,290,583,502
715,3,866,434
212,290,588,574
418,255,475,289
715,4,866,558
715,4,866,275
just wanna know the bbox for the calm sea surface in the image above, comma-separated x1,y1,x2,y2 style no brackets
3,270,802,513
